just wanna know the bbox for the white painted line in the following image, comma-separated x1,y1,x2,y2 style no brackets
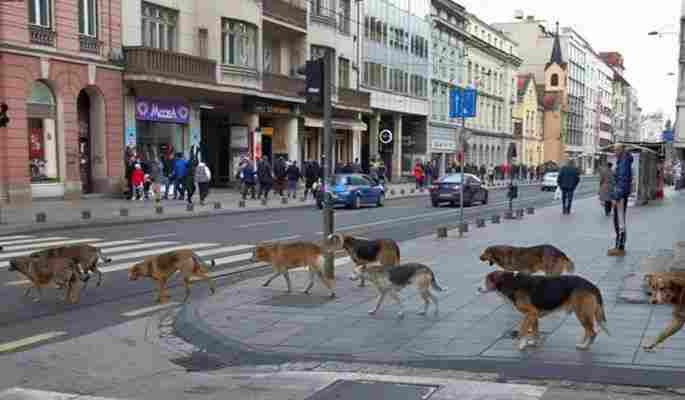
0,238,102,252
122,302,180,317
100,241,178,254
92,240,141,248
315,210,456,234
0,239,104,265
0,235,33,241
0,388,123,400
237,220,287,228
262,235,301,243
5,280,30,286
0,237,68,246
212,253,253,266
0,331,67,353
100,243,220,273
195,244,255,257
133,233,178,240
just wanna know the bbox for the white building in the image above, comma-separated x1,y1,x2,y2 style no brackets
641,111,666,142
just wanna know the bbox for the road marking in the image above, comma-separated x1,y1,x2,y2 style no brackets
100,241,178,254
0,331,67,353
0,239,103,264
0,238,102,253
0,237,68,246
5,280,30,286
315,210,456,234
263,235,301,243
0,235,33,241
133,233,178,240
237,220,287,228
100,243,220,273
212,253,253,266
92,240,141,248
195,244,255,257
122,302,180,317
0,388,124,399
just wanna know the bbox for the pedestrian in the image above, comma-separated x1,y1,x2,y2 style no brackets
172,152,187,200
161,154,173,200
185,147,199,205
124,148,138,200
241,160,257,200
286,160,301,199
304,161,318,200
556,160,580,215
148,156,162,203
413,161,424,189
130,163,145,200
274,156,287,197
598,162,614,217
257,155,273,200
487,164,495,185
195,160,212,205
608,144,633,257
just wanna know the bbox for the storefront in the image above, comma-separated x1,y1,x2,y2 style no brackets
429,123,458,175
131,98,192,162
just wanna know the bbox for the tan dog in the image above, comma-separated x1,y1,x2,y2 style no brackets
128,249,216,304
643,272,685,351
327,233,400,287
354,262,443,319
8,255,81,304
31,244,112,288
251,241,336,298
480,244,575,276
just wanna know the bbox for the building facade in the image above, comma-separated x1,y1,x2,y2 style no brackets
640,111,665,142
428,0,468,174
361,0,430,179
513,74,544,166
0,0,124,203
600,51,630,143
463,13,521,170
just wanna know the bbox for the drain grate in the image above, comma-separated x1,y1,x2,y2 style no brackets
305,380,440,400
170,352,227,372
257,293,334,308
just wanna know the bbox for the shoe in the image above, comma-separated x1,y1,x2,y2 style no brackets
607,248,626,257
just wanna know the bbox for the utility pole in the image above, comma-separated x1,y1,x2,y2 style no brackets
458,114,465,238
321,51,335,280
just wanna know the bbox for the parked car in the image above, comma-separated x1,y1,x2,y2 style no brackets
429,173,489,207
541,172,559,191
316,174,385,209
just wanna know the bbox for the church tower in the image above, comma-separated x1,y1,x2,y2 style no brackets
542,22,568,163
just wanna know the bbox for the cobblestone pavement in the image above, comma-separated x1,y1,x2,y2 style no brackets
175,189,685,388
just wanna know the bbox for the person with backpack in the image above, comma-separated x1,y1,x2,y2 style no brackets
195,160,212,205
286,160,301,199
241,160,257,200
257,156,273,200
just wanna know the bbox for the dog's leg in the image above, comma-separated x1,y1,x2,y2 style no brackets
315,269,336,298
23,285,33,297
94,264,104,288
182,277,192,303
518,314,537,350
157,279,170,304
191,267,216,296
643,318,685,352
304,269,315,295
369,290,387,315
283,271,293,293
33,286,43,303
389,289,404,319
359,264,366,287
429,291,439,316
262,271,281,288
417,291,430,316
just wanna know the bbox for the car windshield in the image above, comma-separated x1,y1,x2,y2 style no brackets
334,175,353,185
439,175,463,184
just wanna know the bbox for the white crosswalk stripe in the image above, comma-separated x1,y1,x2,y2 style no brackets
0,388,125,399
0,235,33,241
0,237,68,247
0,238,101,255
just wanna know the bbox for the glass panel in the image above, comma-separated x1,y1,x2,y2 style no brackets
27,81,55,105
79,0,85,33
39,0,49,26
88,0,97,36
29,0,36,24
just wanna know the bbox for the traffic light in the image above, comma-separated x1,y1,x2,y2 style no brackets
298,59,324,107
0,103,9,128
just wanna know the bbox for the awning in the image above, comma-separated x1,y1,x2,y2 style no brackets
304,117,367,131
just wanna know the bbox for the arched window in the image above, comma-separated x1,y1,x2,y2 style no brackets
550,73,559,87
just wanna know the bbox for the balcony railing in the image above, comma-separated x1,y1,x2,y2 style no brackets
337,87,370,109
28,25,56,46
263,0,307,30
263,73,305,98
124,47,216,84
79,35,100,54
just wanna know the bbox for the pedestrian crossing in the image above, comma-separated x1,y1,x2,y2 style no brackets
0,388,125,399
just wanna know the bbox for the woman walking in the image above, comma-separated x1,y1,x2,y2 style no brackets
598,162,614,216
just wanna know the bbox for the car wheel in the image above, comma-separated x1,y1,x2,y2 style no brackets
352,194,361,209
463,194,472,207
377,193,385,207
316,200,323,209
431,200,440,207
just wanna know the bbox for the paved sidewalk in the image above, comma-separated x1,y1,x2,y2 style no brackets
0,180,546,235
175,188,685,388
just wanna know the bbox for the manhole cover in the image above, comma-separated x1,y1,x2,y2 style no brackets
305,380,440,400
257,293,334,308
170,352,227,372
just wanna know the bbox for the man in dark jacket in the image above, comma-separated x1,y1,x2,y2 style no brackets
172,152,188,200
273,157,287,197
608,144,633,257
557,160,581,215
257,156,273,200
286,161,301,199
240,160,257,200
304,161,319,200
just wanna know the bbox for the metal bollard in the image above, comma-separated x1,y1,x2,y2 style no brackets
238,200,246,208
390,189,396,196
81,210,91,220
261,198,268,206
517,209,525,218
526,207,535,215
437,226,448,238
35,212,46,223
459,223,469,234
281,196,288,205
410,188,415,194
400,189,405,195
120,208,129,217
186,203,194,212
504,210,515,220
491,215,501,224
476,218,486,228
214,202,222,210
155,206,164,215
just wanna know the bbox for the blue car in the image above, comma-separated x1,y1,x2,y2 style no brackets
317,174,385,209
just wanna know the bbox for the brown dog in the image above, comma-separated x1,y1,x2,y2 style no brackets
128,249,216,304
327,233,400,288
251,241,335,298
480,244,575,276
643,272,685,351
31,244,112,288
479,271,609,350
8,255,81,304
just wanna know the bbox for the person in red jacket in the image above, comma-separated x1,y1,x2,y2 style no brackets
413,161,425,189
130,163,145,200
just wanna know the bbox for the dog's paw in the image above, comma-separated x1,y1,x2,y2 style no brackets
642,344,657,352
358,282,365,288
330,292,336,299
303,290,310,295
576,342,590,350
32,298,41,303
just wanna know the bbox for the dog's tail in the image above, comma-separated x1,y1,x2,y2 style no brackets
430,270,444,292
97,247,112,264
594,289,610,337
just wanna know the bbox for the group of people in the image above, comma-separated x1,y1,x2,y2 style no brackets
236,156,324,201
125,146,212,206
412,160,439,189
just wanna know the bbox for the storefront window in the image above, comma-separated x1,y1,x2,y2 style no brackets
27,81,58,183
136,120,186,161
222,19,257,69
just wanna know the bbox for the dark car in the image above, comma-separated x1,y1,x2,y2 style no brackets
429,173,489,207
317,174,385,209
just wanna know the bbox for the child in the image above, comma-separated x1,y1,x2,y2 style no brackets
130,164,145,200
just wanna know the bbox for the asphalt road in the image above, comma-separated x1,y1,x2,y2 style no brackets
0,178,599,355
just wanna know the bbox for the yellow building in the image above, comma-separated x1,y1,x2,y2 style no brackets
513,74,544,167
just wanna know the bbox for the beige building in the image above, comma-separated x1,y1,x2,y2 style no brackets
513,74,544,166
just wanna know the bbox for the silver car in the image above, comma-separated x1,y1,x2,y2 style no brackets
541,172,559,191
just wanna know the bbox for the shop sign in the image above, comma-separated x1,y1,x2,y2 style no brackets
125,127,137,147
253,102,291,115
135,99,190,124
431,139,456,152
379,129,393,144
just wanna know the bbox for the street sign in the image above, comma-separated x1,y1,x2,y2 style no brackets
462,88,477,118
449,87,478,118
379,129,393,144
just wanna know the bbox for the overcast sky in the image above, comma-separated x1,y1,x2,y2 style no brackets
458,0,680,121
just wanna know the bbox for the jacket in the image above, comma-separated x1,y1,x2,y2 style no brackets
274,160,287,179
257,160,273,184
557,165,580,190
130,169,145,186
598,166,614,202
612,152,633,200
241,164,256,184
195,162,212,183
286,165,301,181
413,165,424,179
172,158,188,179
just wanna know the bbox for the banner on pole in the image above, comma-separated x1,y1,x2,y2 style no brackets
449,87,477,118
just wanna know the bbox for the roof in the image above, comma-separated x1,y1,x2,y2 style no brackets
549,22,564,66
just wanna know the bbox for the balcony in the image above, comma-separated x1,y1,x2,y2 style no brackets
124,47,216,84
337,87,370,110
28,25,56,46
263,73,305,98
263,0,307,30
79,35,100,54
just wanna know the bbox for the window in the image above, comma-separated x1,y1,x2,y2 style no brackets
338,0,351,34
314,0,333,18
222,19,257,69
142,2,177,51
28,0,52,27
338,58,350,89
79,0,97,36
551,73,559,87
198,28,208,58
